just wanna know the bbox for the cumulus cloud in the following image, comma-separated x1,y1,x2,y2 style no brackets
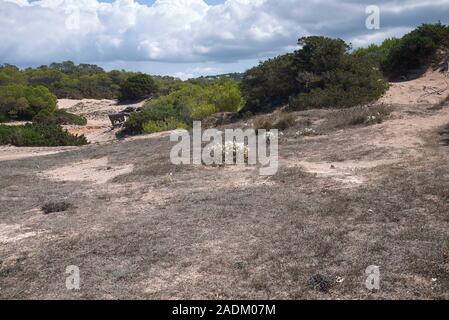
1,0,449,72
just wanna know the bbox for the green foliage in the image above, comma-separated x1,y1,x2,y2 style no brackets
296,36,350,74
33,109,87,125
143,118,191,134
118,73,158,102
153,76,184,96
0,64,28,86
0,84,57,121
0,123,88,146
125,98,192,135
383,23,449,78
241,54,298,113
1,61,142,100
290,54,388,110
210,80,245,113
352,38,401,68
242,36,388,112
124,80,244,134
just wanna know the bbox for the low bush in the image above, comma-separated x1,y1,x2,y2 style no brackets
41,201,74,214
33,109,87,125
124,80,244,135
143,118,191,134
253,112,296,131
124,102,191,135
323,104,393,129
0,123,88,146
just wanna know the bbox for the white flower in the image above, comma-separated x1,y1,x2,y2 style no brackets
296,128,317,136
207,141,249,164
262,132,275,140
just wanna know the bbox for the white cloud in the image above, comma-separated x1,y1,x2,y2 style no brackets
1,0,449,73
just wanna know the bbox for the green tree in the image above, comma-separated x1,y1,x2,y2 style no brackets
118,73,158,102
0,84,57,121
383,23,449,78
295,36,350,74
241,54,298,113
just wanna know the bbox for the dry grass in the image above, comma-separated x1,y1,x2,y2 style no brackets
254,112,296,131
1,98,449,299
323,104,394,130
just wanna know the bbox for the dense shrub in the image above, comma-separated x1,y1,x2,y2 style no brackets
241,36,388,113
241,54,298,113
33,109,87,125
296,36,349,74
118,73,158,102
124,80,244,134
382,23,449,78
0,84,57,121
0,124,88,146
353,38,401,68
290,54,388,110
0,64,28,86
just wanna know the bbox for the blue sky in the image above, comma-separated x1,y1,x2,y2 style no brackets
1,0,449,79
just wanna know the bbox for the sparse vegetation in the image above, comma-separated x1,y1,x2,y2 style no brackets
323,104,393,130
254,112,296,131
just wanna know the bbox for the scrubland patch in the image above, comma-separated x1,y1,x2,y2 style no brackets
322,104,394,130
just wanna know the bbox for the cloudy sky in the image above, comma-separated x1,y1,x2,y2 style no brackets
1,0,449,79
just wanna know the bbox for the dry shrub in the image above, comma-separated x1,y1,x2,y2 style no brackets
41,201,73,214
324,104,393,130
307,274,333,293
253,112,296,131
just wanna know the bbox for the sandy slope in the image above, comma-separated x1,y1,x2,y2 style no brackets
60,99,136,144
379,69,449,105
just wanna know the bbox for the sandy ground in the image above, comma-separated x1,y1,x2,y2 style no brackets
60,99,145,145
379,69,449,105
1,71,449,299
